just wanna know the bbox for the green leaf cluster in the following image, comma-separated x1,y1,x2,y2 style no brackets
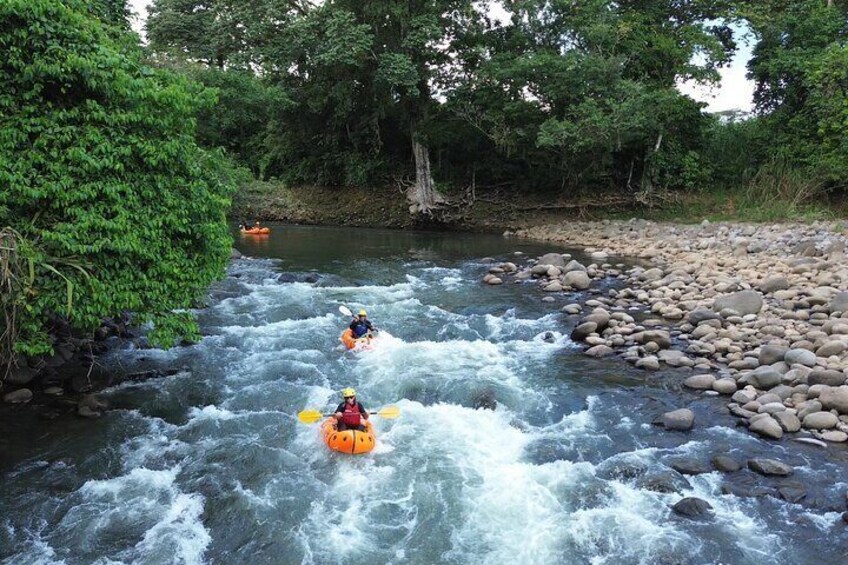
0,0,235,356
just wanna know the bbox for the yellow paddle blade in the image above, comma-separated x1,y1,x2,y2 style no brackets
375,405,400,419
297,409,325,424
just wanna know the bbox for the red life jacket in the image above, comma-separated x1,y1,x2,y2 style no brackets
341,402,362,427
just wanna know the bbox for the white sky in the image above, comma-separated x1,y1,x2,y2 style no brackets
128,0,753,113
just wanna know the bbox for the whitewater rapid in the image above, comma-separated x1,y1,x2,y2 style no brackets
3,227,847,564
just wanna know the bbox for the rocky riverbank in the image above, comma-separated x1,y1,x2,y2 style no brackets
492,219,848,447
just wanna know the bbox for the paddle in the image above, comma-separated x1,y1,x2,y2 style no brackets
297,405,400,425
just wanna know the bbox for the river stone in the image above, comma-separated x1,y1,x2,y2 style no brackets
7,364,36,386
757,393,783,405
713,378,738,395
684,374,716,390
784,349,817,367
546,266,562,277
563,271,591,290
585,345,614,358
636,356,660,370
748,367,783,389
808,370,846,387
797,400,823,420
671,459,710,475
584,309,611,329
639,267,664,282
486,277,503,285
687,309,722,326
43,386,64,396
758,402,787,414
803,411,839,430
712,455,742,472
731,390,755,404
672,497,713,518
748,458,793,476
759,277,790,294
633,330,672,349
571,322,597,342
820,430,848,443
749,416,783,439
3,389,33,404
638,471,692,494
663,408,694,431
543,281,563,292
773,411,802,432
829,291,848,314
713,290,764,316
759,345,788,366
538,253,567,268
817,341,847,357
562,259,587,273
501,262,517,273
819,387,848,414
531,264,549,276
778,485,807,504
562,304,582,315
730,405,757,419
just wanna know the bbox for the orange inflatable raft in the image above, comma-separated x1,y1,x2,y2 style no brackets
321,418,376,454
240,227,270,235
340,328,373,351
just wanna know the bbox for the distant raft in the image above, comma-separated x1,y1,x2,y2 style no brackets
240,227,270,235
340,328,373,351
321,418,376,454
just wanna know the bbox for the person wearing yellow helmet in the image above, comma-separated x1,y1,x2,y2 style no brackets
349,308,377,339
334,388,369,431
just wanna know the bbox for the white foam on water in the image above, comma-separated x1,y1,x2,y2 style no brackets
62,467,210,564
133,492,210,565
186,405,236,422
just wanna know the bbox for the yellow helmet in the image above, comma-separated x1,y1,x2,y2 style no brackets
342,387,356,398
359,309,367,317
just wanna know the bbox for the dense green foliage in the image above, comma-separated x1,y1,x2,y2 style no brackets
143,0,848,204
0,0,235,357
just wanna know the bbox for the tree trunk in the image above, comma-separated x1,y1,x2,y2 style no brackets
408,134,443,215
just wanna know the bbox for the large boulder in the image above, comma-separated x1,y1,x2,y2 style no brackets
773,411,802,433
747,367,783,389
784,348,817,367
687,309,721,325
584,345,614,358
6,364,36,386
663,408,695,431
571,322,597,342
748,458,793,476
829,291,848,314
563,271,591,290
672,497,713,518
633,330,672,349
807,370,846,387
3,389,33,404
802,411,839,430
759,277,790,293
749,415,783,439
819,386,848,414
713,290,764,316
684,374,716,390
562,260,587,273
712,455,742,472
537,253,567,268
759,345,787,366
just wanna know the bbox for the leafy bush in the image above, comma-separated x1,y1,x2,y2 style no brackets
0,0,235,357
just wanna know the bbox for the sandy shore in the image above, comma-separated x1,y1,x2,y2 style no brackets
495,219,848,444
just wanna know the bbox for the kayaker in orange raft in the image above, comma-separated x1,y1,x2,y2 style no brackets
349,309,377,339
333,388,370,431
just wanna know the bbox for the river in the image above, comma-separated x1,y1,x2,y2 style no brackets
2,225,847,564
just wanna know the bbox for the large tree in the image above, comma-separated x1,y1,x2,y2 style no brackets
0,0,235,361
